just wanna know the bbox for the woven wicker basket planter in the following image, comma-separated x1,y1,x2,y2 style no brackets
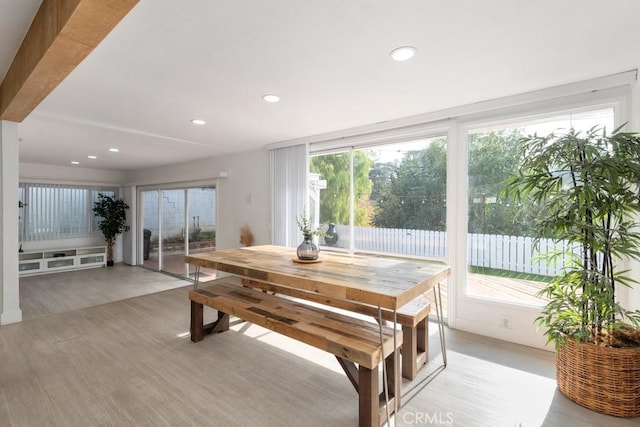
556,339,640,418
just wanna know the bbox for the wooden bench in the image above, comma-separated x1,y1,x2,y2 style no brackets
189,280,403,427
241,278,431,380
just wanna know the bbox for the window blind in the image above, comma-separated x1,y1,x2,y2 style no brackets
270,144,309,247
19,183,116,241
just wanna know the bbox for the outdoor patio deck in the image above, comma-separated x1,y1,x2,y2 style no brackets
429,273,547,317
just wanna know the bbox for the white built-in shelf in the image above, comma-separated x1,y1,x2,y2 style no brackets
18,246,107,276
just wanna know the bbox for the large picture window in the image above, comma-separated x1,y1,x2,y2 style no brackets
18,183,116,241
465,106,615,306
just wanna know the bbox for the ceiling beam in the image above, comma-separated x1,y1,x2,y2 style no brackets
0,0,138,122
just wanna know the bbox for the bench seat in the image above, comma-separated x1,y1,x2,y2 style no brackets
189,280,403,426
241,278,430,379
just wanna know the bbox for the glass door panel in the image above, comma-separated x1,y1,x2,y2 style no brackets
187,187,217,282
310,151,351,251
310,138,449,316
141,190,160,271
161,189,186,276
140,184,217,280
354,138,447,257
357,138,448,315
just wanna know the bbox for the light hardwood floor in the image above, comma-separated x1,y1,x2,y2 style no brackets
19,264,190,321
3,268,637,426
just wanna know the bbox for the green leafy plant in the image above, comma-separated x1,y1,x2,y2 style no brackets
296,210,322,238
502,125,640,348
93,193,130,265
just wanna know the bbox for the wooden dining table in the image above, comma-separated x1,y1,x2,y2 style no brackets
185,245,450,425
186,245,450,310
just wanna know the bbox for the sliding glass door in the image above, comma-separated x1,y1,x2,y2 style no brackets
140,184,216,280
310,136,448,314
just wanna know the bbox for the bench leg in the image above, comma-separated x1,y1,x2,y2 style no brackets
191,300,204,342
204,311,230,335
401,317,430,380
402,325,417,380
416,316,429,366
191,302,230,342
357,351,401,427
358,364,378,427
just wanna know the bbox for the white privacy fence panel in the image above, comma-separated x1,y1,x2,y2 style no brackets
467,233,578,276
332,225,446,258
329,225,578,276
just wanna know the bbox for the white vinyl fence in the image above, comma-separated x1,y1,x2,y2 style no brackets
329,225,577,277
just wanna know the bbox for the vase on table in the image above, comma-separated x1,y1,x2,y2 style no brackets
297,234,319,260
324,223,338,246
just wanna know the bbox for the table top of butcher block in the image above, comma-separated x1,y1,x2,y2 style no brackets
185,245,450,310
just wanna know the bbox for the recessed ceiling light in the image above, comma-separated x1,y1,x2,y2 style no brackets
88,155,97,159
262,94,280,103
191,119,206,125
109,148,119,152
389,46,416,61
71,161,79,165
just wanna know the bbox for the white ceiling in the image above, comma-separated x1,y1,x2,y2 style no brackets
2,0,640,172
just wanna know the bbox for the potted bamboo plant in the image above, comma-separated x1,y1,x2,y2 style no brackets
502,125,640,417
93,193,130,266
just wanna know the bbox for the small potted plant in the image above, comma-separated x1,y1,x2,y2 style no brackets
296,211,322,260
93,193,130,266
502,125,640,417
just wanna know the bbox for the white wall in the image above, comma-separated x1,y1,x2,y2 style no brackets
124,148,270,251
625,80,640,311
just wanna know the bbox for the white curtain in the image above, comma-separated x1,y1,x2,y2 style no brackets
270,144,308,247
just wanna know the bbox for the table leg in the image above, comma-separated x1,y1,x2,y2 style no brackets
193,265,201,290
385,350,400,408
433,282,447,366
376,306,401,424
